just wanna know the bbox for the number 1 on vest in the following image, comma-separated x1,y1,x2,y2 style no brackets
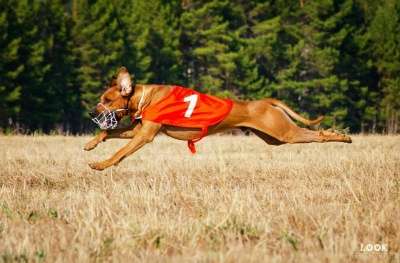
183,94,198,118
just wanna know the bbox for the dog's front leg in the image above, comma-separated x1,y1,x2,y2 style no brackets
84,130,108,151
84,122,143,151
88,121,161,171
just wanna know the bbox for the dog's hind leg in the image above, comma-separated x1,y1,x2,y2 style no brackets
283,128,352,144
247,128,286,145
242,101,351,144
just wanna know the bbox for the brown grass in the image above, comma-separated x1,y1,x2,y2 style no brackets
0,135,399,262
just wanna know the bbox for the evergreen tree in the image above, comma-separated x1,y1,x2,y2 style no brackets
233,1,284,99
273,0,361,128
180,0,240,96
124,0,182,84
0,1,77,132
72,0,136,116
44,1,81,133
0,0,399,133
368,0,400,133
0,0,23,130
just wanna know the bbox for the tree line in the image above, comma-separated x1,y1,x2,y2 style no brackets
0,0,399,134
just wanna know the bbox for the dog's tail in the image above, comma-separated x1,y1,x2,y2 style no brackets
265,98,324,126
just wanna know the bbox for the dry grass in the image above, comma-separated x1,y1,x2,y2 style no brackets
0,134,399,262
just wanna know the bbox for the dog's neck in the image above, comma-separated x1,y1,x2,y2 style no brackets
130,85,151,119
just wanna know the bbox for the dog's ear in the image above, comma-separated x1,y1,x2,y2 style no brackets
117,66,135,96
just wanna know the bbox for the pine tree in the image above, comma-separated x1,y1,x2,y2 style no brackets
72,0,136,117
180,0,240,96
273,0,361,129
13,1,78,132
368,0,400,133
0,0,23,130
124,0,182,84
233,1,284,99
0,0,398,133
43,1,81,133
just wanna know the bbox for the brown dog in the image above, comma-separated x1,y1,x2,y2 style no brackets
85,67,351,171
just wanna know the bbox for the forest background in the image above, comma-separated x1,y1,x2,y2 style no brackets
1,0,399,134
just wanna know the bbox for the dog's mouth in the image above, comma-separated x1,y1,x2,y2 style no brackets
91,109,119,130
91,104,127,130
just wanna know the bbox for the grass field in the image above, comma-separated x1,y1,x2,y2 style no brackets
0,135,399,262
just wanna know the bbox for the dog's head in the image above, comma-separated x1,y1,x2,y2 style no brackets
89,67,135,129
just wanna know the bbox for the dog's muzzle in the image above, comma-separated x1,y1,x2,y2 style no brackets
91,104,126,130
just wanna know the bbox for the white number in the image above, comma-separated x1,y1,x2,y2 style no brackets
183,94,198,118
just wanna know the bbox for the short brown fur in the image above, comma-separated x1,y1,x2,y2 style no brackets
85,67,351,171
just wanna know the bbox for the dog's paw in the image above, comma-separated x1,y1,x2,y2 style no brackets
88,162,107,171
343,134,352,143
84,141,99,151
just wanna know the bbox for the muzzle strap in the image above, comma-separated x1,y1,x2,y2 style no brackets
91,103,126,130
134,88,147,119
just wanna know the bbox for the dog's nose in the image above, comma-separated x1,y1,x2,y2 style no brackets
89,110,97,118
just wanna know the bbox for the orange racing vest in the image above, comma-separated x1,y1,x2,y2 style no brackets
141,86,233,153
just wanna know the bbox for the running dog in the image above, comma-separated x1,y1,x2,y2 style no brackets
85,67,351,171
